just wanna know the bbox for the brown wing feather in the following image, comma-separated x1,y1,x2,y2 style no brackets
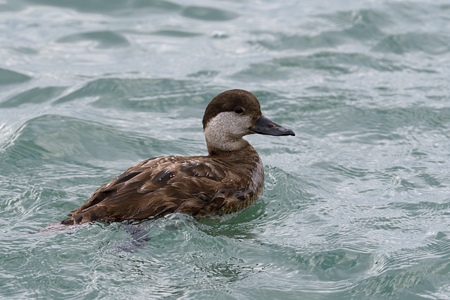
61,155,261,225
62,146,264,225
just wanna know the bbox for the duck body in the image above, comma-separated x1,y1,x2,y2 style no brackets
61,89,294,225
62,144,263,225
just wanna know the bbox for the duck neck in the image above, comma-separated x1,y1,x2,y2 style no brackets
206,137,254,157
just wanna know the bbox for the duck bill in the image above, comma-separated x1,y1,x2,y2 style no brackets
250,115,295,136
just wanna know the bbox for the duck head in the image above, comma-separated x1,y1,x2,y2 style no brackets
202,89,295,155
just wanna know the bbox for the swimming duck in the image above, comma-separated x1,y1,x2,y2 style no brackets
61,89,294,225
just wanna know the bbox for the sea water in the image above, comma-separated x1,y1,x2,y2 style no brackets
1,0,449,299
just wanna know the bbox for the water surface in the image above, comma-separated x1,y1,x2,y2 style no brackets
1,0,450,299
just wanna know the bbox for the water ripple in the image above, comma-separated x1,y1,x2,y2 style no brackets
0,86,66,108
56,31,130,49
373,32,450,55
1,0,450,299
0,67,31,86
181,5,239,21
26,0,182,15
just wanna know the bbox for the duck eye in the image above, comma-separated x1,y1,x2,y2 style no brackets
234,107,244,114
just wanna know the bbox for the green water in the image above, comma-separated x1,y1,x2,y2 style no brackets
1,0,450,299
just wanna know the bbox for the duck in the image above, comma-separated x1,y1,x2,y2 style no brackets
61,89,295,225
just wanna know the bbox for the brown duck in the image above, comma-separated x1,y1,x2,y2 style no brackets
61,89,295,225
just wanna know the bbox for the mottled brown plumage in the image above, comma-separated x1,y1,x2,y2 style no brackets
61,89,294,225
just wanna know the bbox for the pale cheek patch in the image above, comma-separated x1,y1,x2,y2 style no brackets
204,112,252,151
206,112,252,136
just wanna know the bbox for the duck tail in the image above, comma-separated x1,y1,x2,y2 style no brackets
61,218,75,225
38,221,74,233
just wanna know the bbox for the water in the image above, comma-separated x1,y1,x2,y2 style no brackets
1,0,450,299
